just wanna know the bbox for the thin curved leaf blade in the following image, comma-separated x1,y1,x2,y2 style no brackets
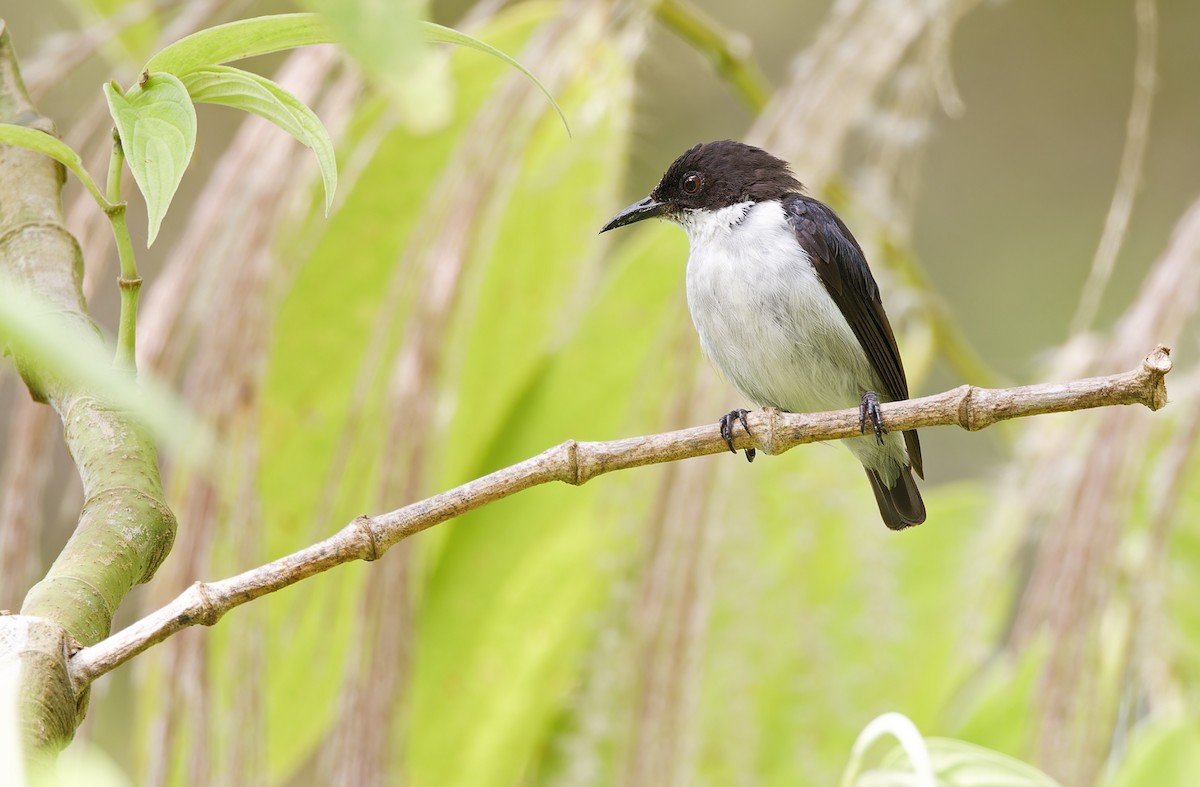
104,73,197,245
181,66,337,214
145,13,334,76
422,21,567,133
0,123,108,207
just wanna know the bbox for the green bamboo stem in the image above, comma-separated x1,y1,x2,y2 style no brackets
106,135,140,373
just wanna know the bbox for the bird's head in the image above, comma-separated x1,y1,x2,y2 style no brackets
600,140,803,233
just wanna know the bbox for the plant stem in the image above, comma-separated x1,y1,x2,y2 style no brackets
653,0,771,113
107,133,140,374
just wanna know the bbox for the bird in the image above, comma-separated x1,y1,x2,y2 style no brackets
599,140,924,529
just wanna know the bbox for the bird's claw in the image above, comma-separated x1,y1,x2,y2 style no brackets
859,391,886,445
719,408,755,462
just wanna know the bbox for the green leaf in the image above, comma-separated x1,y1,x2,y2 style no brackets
0,123,109,208
181,66,337,215
143,13,566,133
144,13,335,75
104,73,197,245
422,21,567,134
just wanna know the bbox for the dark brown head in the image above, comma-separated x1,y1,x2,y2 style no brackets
600,140,803,232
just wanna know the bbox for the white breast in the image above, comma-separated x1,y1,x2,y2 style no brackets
682,200,907,475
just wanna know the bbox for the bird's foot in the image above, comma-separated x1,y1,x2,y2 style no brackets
859,391,886,446
719,408,755,462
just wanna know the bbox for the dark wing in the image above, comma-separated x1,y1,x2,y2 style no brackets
782,194,923,477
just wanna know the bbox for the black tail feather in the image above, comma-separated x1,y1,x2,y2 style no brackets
865,466,926,530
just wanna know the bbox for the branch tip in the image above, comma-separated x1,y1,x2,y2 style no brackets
1145,344,1171,373
1145,345,1171,410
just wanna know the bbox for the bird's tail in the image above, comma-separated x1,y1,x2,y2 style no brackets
865,466,926,530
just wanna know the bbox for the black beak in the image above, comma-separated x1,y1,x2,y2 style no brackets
600,196,672,233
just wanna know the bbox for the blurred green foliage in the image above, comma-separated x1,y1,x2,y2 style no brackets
4,0,1199,786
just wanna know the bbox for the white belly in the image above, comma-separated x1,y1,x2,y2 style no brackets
682,200,907,477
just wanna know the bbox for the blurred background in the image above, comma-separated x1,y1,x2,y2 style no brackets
2,0,1199,784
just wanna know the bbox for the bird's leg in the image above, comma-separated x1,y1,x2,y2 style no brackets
859,391,886,445
719,408,756,462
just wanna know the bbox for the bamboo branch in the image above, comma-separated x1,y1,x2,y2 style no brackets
67,345,1173,691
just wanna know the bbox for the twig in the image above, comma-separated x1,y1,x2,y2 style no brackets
66,345,1173,692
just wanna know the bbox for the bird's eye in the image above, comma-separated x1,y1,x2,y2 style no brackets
682,173,701,195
